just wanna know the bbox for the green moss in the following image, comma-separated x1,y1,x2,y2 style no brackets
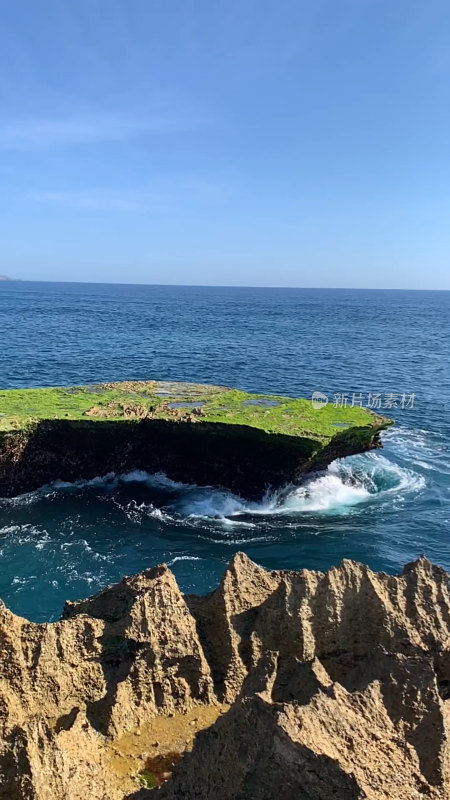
138,751,182,789
138,770,157,789
0,380,392,442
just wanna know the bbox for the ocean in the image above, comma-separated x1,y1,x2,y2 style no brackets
0,281,449,622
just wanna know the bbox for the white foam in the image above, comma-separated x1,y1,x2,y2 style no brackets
275,472,370,513
172,453,425,521
384,425,450,470
116,499,175,524
166,555,202,565
0,446,427,526
120,470,188,489
177,491,256,519
412,460,438,471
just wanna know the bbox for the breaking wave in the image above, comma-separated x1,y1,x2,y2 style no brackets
162,453,425,522
1,451,425,526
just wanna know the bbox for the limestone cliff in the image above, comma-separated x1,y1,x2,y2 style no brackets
1,554,450,799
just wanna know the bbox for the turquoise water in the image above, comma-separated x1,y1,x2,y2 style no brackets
0,282,449,621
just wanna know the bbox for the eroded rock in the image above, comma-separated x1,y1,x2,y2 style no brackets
0,554,449,798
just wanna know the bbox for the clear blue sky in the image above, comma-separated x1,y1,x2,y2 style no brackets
1,0,449,288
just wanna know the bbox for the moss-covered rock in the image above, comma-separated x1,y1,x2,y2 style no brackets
0,381,392,498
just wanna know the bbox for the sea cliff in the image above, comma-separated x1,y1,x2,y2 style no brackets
0,553,449,799
0,380,391,498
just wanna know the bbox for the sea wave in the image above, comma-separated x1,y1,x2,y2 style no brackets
166,453,425,521
383,425,450,474
0,451,426,525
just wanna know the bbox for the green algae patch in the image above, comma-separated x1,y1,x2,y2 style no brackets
0,381,392,499
0,380,388,439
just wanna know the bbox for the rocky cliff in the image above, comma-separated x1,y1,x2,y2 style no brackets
0,381,391,498
1,554,450,799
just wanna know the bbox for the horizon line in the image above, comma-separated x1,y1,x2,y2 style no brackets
1,278,449,292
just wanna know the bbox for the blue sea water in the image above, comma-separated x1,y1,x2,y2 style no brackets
0,281,449,622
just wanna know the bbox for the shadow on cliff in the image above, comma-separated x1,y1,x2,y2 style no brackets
62,582,147,737
232,582,450,791
0,727,32,800
0,419,148,498
0,416,322,501
122,720,364,800
85,624,144,736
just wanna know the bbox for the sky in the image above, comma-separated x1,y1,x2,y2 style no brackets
0,0,449,289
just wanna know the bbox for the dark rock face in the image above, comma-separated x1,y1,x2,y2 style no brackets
1,554,450,799
0,417,384,500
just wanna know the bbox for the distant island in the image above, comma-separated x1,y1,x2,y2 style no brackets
0,275,13,281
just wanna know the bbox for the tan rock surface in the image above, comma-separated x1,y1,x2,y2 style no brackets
0,553,449,798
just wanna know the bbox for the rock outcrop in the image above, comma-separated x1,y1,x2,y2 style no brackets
0,381,392,498
1,554,450,798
